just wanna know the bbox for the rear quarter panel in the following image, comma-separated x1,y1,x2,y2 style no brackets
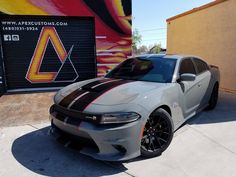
205,66,220,102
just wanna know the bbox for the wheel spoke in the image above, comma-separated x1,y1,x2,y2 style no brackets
152,137,156,150
162,132,170,135
155,130,170,135
153,121,166,129
142,135,148,139
148,138,152,151
155,127,169,131
148,118,154,126
141,135,148,143
155,136,162,148
159,137,167,143
149,137,155,151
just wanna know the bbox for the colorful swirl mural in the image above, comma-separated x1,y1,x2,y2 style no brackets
0,0,132,76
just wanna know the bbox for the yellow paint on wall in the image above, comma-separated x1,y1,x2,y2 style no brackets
167,0,236,92
0,0,48,15
112,0,131,30
26,27,67,82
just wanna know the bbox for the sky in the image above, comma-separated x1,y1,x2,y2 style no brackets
132,0,213,48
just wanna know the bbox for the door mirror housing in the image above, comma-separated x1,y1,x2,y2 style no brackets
180,73,196,82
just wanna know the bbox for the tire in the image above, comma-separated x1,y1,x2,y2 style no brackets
141,108,174,158
206,83,219,110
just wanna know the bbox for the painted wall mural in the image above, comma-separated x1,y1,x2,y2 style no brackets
0,0,132,77
1,16,96,90
26,26,79,83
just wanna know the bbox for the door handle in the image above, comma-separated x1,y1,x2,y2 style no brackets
198,83,202,87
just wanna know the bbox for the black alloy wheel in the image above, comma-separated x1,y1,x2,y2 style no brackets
141,108,173,158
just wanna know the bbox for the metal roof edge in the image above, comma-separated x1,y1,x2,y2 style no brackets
166,0,229,22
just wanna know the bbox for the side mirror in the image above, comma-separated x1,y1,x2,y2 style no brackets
180,73,196,82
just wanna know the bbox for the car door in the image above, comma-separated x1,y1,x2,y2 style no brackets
178,58,208,118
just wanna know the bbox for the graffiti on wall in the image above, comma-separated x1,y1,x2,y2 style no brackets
26,27,78,83
1,16,96,89
0,0,132,77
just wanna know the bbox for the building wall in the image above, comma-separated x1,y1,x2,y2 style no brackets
167,0,236,92
0,0,132,77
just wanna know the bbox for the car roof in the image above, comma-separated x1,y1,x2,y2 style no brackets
135,54,201,61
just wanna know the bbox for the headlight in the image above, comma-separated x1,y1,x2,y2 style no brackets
100,112,141,124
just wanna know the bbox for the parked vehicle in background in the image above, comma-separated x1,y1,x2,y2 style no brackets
50,54,220,161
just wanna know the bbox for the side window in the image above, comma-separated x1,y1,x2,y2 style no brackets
193,58,208,74
179,59,196,75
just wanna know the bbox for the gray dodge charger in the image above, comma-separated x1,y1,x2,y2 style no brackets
50,54,220,161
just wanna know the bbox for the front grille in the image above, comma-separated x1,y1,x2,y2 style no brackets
50,104,102,125
52,122,99,153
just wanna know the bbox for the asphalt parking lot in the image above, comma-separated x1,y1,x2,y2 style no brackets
0,91,236,177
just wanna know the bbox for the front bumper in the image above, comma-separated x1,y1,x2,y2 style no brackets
50,106,143,161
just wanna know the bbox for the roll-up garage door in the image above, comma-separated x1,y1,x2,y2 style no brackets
0,16,96,92
0,35,4,95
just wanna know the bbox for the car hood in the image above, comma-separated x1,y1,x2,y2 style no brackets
91,80,166,105
55,78,167,110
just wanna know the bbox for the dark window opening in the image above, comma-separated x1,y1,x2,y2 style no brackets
193,58,208,74
179,59,196,75
106,57,177,83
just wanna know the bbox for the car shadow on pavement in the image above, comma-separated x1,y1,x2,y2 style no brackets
11,127,128,177
187,92,236,125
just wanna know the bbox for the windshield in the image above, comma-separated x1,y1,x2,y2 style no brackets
106,57,177,83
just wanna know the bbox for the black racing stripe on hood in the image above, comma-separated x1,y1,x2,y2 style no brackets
59,90,87,107
81,78,112,89
70,80,133,111
59,78,115,107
